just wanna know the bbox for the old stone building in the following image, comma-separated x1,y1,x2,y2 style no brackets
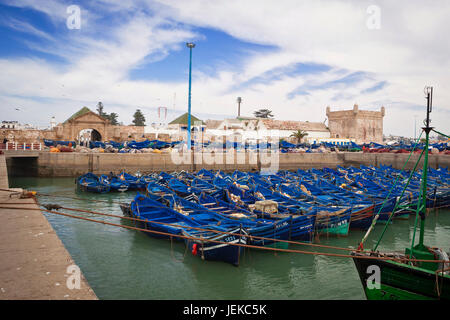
326,104,385,144
1,107,146,144
52,107,145,142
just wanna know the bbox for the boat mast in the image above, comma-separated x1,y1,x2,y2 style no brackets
417,86,433,249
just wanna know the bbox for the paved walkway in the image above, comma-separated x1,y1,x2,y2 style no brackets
0,189,97,299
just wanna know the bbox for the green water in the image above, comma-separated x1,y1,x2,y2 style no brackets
10,177,450,300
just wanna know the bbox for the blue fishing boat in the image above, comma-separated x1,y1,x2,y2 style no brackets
167,177,202,197
99,174,129,192
191,177,217,194
214,184,316,241
183,226,247,266
251,184,351,236
117,171,147,190
130,194,247,266
290,180,375,230
76,173,110,193
146,182,294,248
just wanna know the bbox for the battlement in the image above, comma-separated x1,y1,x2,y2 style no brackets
326,104,385,118
326,104,385,144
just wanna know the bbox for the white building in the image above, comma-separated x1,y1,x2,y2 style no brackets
1,121,18,129
50,116,57,129
205,117,330,143
1,121,37,130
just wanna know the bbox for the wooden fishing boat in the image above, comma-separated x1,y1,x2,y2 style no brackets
117,171,146,190
277,181,375,230
76,173,110,193
217,185,316,241
146,182,294,248
99,175,129,192
352,250,450,300
253,184,351,236
130,193,247,266
183,226,248,266
352,87,450,300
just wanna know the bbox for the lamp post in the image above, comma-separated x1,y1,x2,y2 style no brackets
237,97,242,118
186,42,195,150
414,115,418,140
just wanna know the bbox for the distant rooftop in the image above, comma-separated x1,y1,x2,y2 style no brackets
169,112,204,125
236,116,258,120
64,107,92,123
259,119,328,131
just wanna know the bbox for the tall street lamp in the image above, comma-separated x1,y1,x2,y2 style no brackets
414,115,418,140
237,97,242,118
186,42,195,150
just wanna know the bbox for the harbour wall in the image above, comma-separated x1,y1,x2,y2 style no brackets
0,154,9,188
5,152,449,177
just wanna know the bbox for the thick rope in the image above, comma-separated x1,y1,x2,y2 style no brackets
0,204,361,253
0,204,448,264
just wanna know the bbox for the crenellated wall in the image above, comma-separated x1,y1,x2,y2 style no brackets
327,105,385,144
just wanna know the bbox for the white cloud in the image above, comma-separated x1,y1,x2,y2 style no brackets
0,0,449,137
0,17,54,41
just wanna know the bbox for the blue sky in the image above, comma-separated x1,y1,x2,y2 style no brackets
0,0,449,137
130,27,277,82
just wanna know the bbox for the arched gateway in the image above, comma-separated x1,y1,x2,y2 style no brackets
56,107,109,142
44,107,145,143
78,128,102,146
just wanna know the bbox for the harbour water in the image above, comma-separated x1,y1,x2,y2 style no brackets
10,177,450,300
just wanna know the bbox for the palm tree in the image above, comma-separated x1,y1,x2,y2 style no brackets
290,130,308,143
253,109,274,118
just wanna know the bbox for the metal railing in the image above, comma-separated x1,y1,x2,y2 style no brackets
0,142,42,151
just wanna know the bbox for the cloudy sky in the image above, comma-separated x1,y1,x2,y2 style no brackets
0,0,449,137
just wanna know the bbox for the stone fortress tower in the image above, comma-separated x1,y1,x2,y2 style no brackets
326,104,385,144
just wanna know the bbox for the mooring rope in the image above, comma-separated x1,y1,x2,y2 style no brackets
37,192,126,204
36,190,367,220
0,204,448,265
0,204,359,253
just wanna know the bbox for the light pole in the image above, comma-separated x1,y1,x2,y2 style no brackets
186,42,195,150
237,97,242,118
414,115,418,140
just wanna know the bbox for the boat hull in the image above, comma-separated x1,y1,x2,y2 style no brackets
248,218,291,249
77,181,110,193
349,205,374,230
183,228,247,266
352,253,450,300
315,210,351,236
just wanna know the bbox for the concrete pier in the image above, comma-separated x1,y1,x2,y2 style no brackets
0,189,97,300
